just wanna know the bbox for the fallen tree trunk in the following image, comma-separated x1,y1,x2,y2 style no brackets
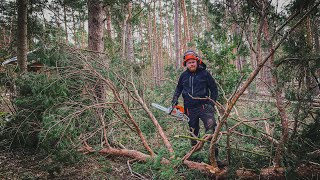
97,147,226,176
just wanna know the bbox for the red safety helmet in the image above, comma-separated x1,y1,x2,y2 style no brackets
183,50,202,66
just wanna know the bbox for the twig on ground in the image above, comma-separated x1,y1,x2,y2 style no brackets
127,160,148,180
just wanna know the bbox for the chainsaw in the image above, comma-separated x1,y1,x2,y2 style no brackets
151,103,189,122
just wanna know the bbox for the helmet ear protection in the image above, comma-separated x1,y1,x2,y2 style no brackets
183,50,202,66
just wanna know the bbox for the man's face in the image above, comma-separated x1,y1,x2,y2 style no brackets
186,59,197,72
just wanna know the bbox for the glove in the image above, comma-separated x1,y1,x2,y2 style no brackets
171,97,178,107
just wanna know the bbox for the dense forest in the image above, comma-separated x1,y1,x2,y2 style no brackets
0,0,320,179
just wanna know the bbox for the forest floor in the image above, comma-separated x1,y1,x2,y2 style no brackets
1,145,320,180
0,146,139,179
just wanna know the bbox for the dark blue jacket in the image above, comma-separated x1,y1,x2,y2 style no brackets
173,63,218,109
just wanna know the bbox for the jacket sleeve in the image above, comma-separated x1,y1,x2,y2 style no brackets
172,74,184,101
207,71,218,102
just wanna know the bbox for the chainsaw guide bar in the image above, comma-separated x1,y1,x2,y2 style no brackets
151,103,189,122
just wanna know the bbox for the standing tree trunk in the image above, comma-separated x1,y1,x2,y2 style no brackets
80,11,86,48
153,1,160,86
147,7,154,87
9,16,14,46
0,27,4,49
159,0,164,81
63,3,68,45
262,16,273,92
306,15,313,51
165,2,173,65
88,0,109,148
71,9,77,47
88,0,104,54
122,5,128,59
314,16,320,53
126,2,134,62
181,0,190,47
105,5,112,39
174,0,180,68
55,6,61,43
17,0,28,74
88,0,105,99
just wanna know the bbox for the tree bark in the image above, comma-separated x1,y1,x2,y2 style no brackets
159,0,164,81
306,15,313,51
122,5,128,59
105,5,112,39
165,2,173,65
72,9,77,47
88,0,104,54
174,0,180,68
262,16,273,92
147,7,154,87
126,2,134,62
314,16,320,53
80,11,86,48
9,16,14,46
63,3,68,44
181,0,190,47
17,0,28,74
98,147,218,174
87,0,107,149
153,1,160,86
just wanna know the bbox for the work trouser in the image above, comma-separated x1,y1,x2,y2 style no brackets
185,104,216,142
186,104,220,160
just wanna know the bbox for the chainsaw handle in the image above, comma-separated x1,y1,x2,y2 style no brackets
168,106,174,115
169,105,184,115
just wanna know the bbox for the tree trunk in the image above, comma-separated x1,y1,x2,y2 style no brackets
80,12,86,48
188,0,193,43
56,4,62,43
180,11,185,56
181,0,190,47
126,2,134,62
159,0,164,81
88,0,104,54
88,0,109,149
41,9,47,38
9,16,14,45
17,0,28,74
72,9,77,47
0,27,3,49
153,1,160,86
314,16,320,53
122,5,128,59
63,3,68,45
88,2,106,114
306,15,313,51
147,8,154,87
204,3,210,32
262,16,273,92
105,5,112,39
174,0,180,68
165,2,173,65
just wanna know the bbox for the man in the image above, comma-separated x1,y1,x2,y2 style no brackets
172,50,218,146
